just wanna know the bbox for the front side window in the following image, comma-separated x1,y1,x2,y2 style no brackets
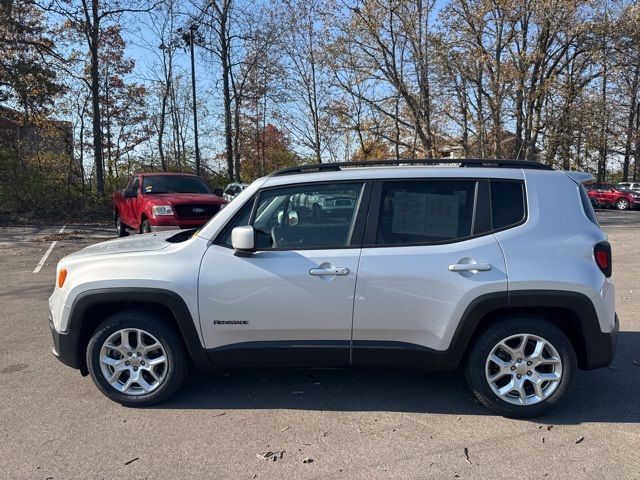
375,180,476,245
219,182,365,249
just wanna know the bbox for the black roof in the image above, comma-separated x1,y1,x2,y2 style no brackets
271,159,553,176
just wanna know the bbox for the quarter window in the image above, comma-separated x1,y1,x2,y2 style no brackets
490,180,525,229
375,180,476,245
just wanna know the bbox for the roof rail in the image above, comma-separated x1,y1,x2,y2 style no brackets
270,158,553,176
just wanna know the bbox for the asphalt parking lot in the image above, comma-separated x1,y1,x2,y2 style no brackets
0,212,638,479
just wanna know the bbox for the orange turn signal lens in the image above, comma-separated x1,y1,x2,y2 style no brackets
57,268,67,288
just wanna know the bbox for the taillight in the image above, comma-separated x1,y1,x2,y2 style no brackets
594,242,612,277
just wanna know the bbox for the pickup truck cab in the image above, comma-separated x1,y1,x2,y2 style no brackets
113,173,226,235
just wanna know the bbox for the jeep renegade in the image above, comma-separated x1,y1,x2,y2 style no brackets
49,159,618,418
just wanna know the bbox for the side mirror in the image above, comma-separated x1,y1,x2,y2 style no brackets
231,225,255,256
125,189,137,198
213,188,224,197
277,210,299,226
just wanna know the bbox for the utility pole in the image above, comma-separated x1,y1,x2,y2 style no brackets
189,24,201,176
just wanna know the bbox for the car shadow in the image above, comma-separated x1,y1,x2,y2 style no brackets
157,331,640,424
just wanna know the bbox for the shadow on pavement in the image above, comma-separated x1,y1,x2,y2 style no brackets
159,332,640,425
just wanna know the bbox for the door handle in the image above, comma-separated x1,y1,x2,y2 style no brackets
448,262,492,272
309,267,350,276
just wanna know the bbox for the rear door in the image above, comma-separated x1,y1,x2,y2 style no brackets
352,178,514,365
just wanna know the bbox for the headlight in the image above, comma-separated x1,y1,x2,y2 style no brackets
152,205,174,216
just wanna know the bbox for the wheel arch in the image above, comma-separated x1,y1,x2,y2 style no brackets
68,288,211,375
452,290,615,371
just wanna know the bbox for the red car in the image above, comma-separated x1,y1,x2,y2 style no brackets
113,173,226,236
585,183,640,210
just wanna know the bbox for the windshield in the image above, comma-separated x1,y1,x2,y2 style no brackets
142,175,211,194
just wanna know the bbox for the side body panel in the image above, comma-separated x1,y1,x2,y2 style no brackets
352,235,508,358
495,170,616,333
197,245,361,365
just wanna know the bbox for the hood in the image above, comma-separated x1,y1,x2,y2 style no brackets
143,193,225,205
63,231,175,260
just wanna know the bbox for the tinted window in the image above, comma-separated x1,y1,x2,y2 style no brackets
579,184,599,225
491,181,525,229
142,175,211,194
376,181,476,245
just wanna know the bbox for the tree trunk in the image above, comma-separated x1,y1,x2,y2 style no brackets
220,11,234,180
623,66,639,181
89,3,104,195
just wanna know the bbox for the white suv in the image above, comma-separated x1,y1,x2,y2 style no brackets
49,160,618,418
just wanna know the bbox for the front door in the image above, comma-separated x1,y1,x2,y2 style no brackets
352,179,509,365
198,181,368,366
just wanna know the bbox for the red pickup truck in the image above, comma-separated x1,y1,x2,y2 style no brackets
113,173,226,236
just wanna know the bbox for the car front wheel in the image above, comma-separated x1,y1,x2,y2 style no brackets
140,218,151,234
616,198,629,210
115,213,128,237
86,310,188,406
465,317,576,418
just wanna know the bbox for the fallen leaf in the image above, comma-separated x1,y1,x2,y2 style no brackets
575,436,585,444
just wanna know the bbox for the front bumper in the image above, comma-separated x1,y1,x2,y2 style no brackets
149,217,209,231
149,225,180,232
49,314,80,370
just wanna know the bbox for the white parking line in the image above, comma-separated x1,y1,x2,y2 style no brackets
33,225,65,273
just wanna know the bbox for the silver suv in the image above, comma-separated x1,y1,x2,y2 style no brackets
49,160,618,418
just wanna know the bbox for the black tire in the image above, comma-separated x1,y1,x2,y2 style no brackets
140,218,151,234
86,310,189,406
115,213,128,237
616,198,629,210
465,316,576,418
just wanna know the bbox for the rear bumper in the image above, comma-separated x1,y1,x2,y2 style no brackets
584,313,619,369
49,314,80,370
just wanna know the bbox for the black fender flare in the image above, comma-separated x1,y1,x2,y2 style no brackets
66,288,211,370
448,290,616,370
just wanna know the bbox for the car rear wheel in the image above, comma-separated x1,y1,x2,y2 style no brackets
616,198,630,210
465,317,576,418
115,213,128,237
86,310,189,406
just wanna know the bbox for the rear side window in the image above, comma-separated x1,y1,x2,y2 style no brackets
490,180,525,229
375,180,476,245
579,184,599,225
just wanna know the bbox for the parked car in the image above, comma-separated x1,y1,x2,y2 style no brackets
223,183,249,203
112,173,226,236
585,183,640,210
291,191,357,219
50,159,617,418
616,182,640,192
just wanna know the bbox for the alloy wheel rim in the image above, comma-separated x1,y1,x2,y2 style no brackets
618,200,628,210
99,328,168,396
485,333,562,406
